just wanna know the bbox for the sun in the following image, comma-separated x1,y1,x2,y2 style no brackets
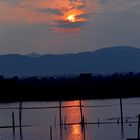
67,15,75,22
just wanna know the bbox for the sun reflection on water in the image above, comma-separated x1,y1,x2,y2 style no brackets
62,100,87,140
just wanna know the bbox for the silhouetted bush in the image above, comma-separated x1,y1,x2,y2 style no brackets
0,72,140,102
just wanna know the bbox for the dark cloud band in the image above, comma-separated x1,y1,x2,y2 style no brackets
38,8,63,15
54,20,86,29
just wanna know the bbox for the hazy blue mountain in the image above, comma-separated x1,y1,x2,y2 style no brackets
26,53,43,57
0,46,140,76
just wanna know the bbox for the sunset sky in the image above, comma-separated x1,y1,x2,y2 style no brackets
0,0,140,54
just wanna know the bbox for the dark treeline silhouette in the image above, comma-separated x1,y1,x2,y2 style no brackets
0,72,140,102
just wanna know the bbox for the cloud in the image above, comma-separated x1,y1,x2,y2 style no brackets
100,0,140,13
0,0,19,4
68,0,86,10
54,20,86,29
0,0,100,32
38,8,63,15
76,13,93,19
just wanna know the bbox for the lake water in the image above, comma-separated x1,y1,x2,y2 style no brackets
0,98,140,140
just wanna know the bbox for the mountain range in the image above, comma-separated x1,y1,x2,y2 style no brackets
0,46,140,77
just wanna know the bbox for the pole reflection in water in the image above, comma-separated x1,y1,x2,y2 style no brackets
62,100,88,140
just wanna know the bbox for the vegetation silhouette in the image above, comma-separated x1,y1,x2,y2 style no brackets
0,72,140,102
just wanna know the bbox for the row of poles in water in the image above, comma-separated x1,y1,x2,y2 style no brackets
11,99,140,140
11,101,84,140
11,100,87,140
52,99,140,140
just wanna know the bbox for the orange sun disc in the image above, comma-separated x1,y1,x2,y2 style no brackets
67,15,75,22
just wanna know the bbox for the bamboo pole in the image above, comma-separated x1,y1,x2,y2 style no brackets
98,118,100,127
12,111,15,139
64,115,67,130
138,114,140,139
59,100,62,137
50,126,53,140
79,100,83,124
59,101,62,126
19,102,23,140
120,98,124,137
54,116,56,127
83,123,86,140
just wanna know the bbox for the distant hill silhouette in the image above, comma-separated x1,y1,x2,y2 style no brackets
0,46,140,76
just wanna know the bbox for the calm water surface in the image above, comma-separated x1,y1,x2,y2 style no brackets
0,98,140,140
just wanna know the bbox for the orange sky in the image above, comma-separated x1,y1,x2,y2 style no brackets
0,0,139,54
0,0,101,31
